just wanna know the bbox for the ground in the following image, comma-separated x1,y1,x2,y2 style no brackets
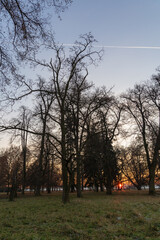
0,190,160,240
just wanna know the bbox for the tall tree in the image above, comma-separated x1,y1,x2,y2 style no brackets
33,81,55,196
96,92,122,194
28,33,103,203
82,89,121,194
66,73,92,197
122,76,160,195
0,33,103,203
19,106,31,195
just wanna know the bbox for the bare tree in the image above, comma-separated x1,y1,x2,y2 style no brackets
27,33,103,203
1,146,22,201
120,143,148,190
0,33,103,203
93,91,122,194
0,154,8,190
80,88,122,194
1,106,32,194
0,0,72,86
65,73,93,197
122,78,160,195
19,106,31,195
33,81,55,196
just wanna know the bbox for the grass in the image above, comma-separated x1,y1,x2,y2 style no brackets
0,191,160,240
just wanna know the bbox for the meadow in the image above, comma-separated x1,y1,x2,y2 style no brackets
0,191,160,240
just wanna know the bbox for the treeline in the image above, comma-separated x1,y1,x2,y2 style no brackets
0,33,122,202
0,1,160,203
1,39,160,202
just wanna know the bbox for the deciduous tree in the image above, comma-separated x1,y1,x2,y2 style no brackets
122,77,160,195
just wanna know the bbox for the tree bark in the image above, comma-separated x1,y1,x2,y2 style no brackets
149,166,156,195
22,147,27,195
106,175,112,195
76,153,82,197
61,111,70,203
106,187,112,195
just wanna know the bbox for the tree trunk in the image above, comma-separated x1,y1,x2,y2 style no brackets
9,188,15,201
149,166,156,195
106,176,112,195
76,113,82,198
81,174,84,191
62,160,69,203
47,187,51,194
75,100,82,198
47,157,51,194
137,185,142,190
148,132,160,195
100,180,104,192
77,153,82,197
106,186,112,195
9,179,16,201
69,171,75,192
35,182,41,196
35,117,46,196
61,111,70,203
22,147,27,195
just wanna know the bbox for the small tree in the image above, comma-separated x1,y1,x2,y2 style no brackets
120,143,148,190
2,146,22,201
0,155,8,190
83,125,104,191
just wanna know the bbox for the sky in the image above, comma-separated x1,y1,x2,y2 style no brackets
1,0,160,148
49,0,160,94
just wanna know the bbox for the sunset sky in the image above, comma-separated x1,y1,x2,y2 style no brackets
1,0,160,148
50,0,160,93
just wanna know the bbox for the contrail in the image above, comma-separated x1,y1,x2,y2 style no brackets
61,43,160,49
99,45,160,49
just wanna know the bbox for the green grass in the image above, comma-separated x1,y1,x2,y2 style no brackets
1,191,160,240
